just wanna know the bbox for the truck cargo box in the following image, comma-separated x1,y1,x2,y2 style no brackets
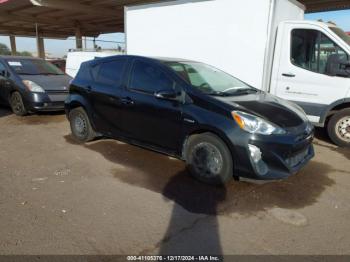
125,0,304,90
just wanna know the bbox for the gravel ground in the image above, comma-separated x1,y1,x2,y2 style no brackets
0,106,349,255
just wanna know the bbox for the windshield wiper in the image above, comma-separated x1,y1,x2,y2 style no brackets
223,88,258,96
18,73,40,75
40,72,63,75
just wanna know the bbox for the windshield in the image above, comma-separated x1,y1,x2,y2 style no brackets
329,27,350,46
6,59,64,75
165,61,255,96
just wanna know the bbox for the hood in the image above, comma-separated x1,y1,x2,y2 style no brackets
19,74,72,91
215,91,307,128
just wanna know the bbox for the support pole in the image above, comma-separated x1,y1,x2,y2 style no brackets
75,25,82,50
35,23,45,58
9,35,17,55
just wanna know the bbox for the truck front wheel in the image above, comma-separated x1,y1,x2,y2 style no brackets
327,108,350,147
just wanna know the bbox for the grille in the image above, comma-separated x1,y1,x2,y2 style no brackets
286,147,310,168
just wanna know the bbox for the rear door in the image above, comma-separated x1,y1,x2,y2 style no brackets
122,59,183,151
89,57,128,136
273,24,350,124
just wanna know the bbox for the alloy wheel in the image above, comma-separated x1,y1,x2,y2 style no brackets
191,142,223,178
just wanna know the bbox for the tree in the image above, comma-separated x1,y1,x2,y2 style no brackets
0,43,32,56
0,43,11,55
16,51,32,57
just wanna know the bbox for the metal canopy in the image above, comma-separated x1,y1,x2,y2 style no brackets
0,0,349,39
0,0,153,38
300,0,350,13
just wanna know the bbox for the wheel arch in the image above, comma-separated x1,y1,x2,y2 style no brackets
321,98,350,125
66,95,96,130
181,127,238,178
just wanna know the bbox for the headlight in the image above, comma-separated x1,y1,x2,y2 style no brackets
232,111,286,135
22,80,45,93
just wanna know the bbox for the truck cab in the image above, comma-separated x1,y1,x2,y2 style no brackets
271,20,350,146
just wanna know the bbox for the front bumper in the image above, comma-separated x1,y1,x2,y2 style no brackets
24,92,68,111
229,125,315,180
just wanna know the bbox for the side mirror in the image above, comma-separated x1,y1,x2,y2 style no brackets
333,61,350,78
155,89,181,101
0,70,6,77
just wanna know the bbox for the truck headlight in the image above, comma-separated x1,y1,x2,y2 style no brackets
232,111,286,135
22,80,45,93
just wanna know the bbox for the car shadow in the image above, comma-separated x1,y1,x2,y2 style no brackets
0,105,12,117
314,127,350,161
65,135,335,215
314,127,332,144
65,135,336,255
13,111,66,125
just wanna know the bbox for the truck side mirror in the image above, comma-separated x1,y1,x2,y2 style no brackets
336,61,350,78
325,54,350,78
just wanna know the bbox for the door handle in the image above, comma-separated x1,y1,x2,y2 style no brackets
121,97,134,105
282,73,296,78
86,86,92,93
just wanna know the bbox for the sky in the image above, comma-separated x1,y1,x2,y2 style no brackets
0,9,349,58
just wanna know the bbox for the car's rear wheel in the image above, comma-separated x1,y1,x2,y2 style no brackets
9,91,27,116
185,133,233,185
327,108,350,147
69,107,96,142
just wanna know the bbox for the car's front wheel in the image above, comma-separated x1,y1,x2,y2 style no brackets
69,107,96,142
9,91,27,116
327,108,350,147
185,133,233,185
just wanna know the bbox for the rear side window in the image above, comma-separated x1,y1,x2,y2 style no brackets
0,62,6,72
94,59,127,86
129,60,174,94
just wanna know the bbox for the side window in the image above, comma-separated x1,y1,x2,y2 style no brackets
95,59,127,86
291,29,349,75
129,60,175,94
291,29,319,72
319,33,348,74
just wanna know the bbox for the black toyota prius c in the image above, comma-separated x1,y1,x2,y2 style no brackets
65,55,314,185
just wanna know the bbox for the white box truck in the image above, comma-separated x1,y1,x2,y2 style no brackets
66,50,122,78
125,0,350,147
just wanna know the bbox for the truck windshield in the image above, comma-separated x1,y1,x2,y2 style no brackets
165,61,255,96
6,59,64,75
329,27,350,46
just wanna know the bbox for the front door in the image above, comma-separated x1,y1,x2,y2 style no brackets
273,24,350,124
122,59,183,152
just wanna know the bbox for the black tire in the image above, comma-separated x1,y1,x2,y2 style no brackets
9,91,27,116
327,108,350,147
69,107,96,142
185,132,233,185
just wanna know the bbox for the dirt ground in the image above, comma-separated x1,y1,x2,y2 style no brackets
0,105,349,255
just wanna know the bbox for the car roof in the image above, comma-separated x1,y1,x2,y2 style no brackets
0,55,42,61
90,55,198,64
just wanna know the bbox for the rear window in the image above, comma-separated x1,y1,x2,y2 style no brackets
6,59,64,75
93,59,127,86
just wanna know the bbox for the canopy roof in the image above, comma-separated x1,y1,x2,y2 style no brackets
0,0,349,38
